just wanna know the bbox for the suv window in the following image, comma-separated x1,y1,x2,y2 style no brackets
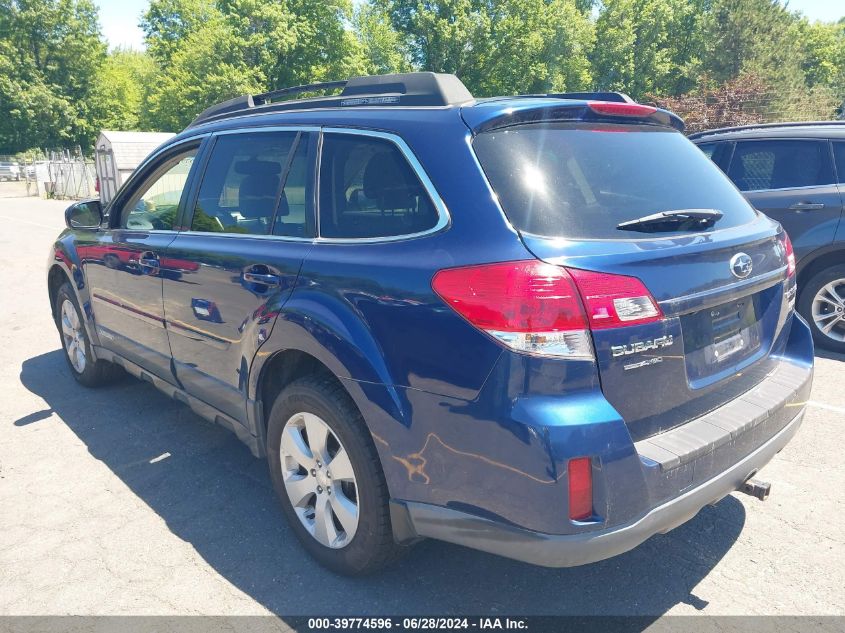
192,131,311,236
120,149,197,230
727,140,834,191
696,141,733,171
833,142,845,184
473,123,757,239
318,133,438,239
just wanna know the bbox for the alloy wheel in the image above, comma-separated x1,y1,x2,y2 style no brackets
60,299,86,373
811,278,845,343
279,411,359,548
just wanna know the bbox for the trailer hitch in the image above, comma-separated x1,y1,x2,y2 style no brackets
740,478,771,501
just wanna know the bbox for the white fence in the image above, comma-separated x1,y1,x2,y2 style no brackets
13,150,97,200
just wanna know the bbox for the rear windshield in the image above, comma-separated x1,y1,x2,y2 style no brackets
473,123,758,239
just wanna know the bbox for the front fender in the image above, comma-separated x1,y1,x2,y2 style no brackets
47,230,103,350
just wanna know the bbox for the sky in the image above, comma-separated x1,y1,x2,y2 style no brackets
97,0,844,51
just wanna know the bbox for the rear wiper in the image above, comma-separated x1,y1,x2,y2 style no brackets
617,209,723,233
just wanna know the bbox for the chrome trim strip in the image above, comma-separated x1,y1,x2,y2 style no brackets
174,230,314,243
315,127,452,243
211,125,321,135
659,265,788,316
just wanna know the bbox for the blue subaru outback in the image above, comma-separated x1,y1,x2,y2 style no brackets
49,73,813,575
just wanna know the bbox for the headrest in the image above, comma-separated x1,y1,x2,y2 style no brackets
234,159,281,176
362,152,418,207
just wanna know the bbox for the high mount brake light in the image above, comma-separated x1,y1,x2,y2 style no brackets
431,261,662,358
587,101,657,118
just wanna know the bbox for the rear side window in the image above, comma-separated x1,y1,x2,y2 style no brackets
318,133,438,239
696,141,733,172
473,123,757,239
833,142,845,184
192,131,313,237
727,140,834,191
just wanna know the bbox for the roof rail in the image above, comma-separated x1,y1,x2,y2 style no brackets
688,120,845,139
189,72,475,128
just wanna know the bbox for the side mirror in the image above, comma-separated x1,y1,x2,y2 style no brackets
65,199,103,230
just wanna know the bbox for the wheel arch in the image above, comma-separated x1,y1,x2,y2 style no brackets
796,246,845,302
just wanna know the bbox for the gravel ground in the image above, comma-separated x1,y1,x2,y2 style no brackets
1,189,843,617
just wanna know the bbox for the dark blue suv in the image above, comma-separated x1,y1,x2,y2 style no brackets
691,123,845,353
49,73,813,575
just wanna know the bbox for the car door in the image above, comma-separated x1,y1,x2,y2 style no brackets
832,141,845,242
161,128,316,421
80,139,203,380
726,138,842,261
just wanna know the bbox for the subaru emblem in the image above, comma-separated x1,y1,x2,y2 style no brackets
730,252,753,279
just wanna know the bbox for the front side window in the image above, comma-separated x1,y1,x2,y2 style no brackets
318,134,438,239
191,131,311,236
120,149,197,230
727,140,834,191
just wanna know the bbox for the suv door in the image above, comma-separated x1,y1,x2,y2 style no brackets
80,140,202,379
161,128,316,421
726,138,842,261
833,141,845,240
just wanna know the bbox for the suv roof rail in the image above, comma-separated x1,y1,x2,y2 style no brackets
688,120,845,139
190,72,475,128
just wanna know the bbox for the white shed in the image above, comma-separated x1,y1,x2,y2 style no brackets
94,131,175,205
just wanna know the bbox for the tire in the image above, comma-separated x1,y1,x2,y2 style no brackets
55,282,123,387
797,264,845,354
267,375,408,575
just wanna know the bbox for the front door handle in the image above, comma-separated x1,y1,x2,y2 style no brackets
243,272,282,286
789,201,825,211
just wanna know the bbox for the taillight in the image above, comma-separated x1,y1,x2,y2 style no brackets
588,101,656,118
780,232,796,277
568,457,593,521
568,269,662,329
431,261,593,359
431,260,663,358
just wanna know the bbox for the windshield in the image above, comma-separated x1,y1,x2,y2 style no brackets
473,123,758,239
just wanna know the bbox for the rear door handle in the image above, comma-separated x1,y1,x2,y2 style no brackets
789,201,824,211
243,272,282,286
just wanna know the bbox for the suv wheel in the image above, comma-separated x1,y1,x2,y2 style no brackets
55,282,122,386
267,375,407,575
798,264,845,353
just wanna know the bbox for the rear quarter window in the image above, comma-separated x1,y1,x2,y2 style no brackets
473,123,757,239
727,140,834,191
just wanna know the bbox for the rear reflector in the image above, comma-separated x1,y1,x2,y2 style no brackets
432,261,663,357
588,101,657,118
568,457,593,521
567,269,662,329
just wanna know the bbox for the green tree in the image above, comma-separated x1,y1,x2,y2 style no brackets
353,3,412,75
0,0,106,152
591,0,706,98
702,0,806,91
91,49,156,131
371,0,594,95
141,0,367,130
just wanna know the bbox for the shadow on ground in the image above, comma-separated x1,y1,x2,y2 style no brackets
815,348,845,362
18,349,746,616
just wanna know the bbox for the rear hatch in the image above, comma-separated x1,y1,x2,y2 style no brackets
470,113,795,440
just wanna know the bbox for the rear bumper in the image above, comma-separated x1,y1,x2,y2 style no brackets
399,405,806,567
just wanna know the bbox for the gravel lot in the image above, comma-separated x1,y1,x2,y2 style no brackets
1,188,843,617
